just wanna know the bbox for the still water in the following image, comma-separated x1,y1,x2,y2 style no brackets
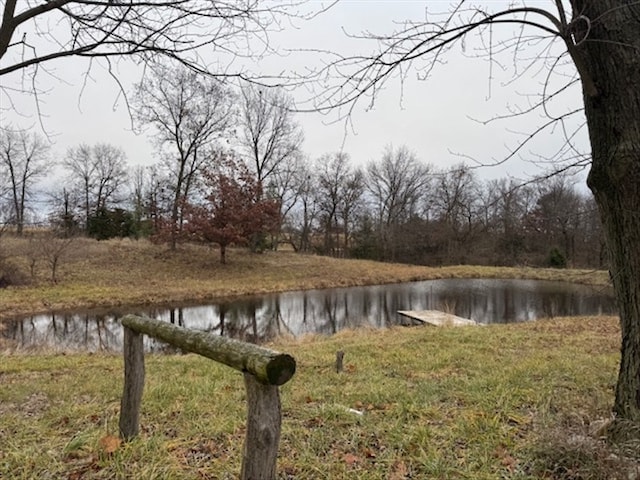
1,279,616,352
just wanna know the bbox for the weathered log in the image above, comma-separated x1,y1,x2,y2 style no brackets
240,373,281,480
120,315,296,386
119,325,145,440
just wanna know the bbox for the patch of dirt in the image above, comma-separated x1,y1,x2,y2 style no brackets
0,391,50,419
21,392,51,417
0,399,15,417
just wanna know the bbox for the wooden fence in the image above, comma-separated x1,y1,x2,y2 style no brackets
118,314,296,480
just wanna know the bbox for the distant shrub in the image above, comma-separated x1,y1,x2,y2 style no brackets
88,208,136,240
547,247,567,268
0,259,29,288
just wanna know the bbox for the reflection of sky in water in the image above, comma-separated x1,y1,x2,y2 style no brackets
2,279,616,352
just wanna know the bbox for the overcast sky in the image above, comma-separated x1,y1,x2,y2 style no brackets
1,1,589,187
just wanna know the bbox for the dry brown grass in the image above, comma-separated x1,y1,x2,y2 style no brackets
0,237,610,321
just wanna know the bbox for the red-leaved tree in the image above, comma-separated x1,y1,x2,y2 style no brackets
184,158,280,264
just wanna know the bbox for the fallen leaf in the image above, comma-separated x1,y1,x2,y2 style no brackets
362,447,376,458
494,445,517,471
501,454,517,470
343,453,360,466
344,364,357,373
389,459,409,479
99,435,122,454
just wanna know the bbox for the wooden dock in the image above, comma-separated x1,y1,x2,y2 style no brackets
397,310,477,327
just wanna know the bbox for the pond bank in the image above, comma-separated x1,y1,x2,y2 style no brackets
0,238,611,322
3,278,617,352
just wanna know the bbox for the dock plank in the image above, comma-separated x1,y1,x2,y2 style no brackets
398,310,477,327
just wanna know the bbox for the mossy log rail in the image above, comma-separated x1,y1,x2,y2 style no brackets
118,314,296,480
120,314,296,385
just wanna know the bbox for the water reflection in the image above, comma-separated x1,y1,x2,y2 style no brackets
1,279,616,352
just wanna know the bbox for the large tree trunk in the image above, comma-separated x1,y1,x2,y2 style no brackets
576,1,640,424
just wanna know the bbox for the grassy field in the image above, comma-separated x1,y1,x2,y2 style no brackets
0,237,610,321
1,317,637,479
2,237,636,478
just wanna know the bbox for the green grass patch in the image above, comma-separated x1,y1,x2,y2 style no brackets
2,316,638,479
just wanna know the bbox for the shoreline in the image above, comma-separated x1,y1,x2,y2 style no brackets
0,240,611,322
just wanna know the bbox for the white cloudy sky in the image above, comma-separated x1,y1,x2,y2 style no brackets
1,0,589,186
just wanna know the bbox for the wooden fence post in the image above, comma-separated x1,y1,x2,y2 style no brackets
119,325,145,440
118,315,297,476
241,373,282,480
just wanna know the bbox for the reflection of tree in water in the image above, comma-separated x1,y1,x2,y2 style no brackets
261,297,294,340
1,280,617,351
322,294,338,334
168,309,184,326
315,290,364,334
302,293,308,325
3,318,30,346
93,314,120,350
539,290,580,319
502,289,515,324
217,299,260,342
380,290,391,326
3,312,121,351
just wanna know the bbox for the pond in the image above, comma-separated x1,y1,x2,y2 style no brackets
0,278,616,352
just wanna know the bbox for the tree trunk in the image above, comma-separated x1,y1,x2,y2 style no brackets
220,243,227,264
577,0,640,424
18,169,27,235
170,159,187,251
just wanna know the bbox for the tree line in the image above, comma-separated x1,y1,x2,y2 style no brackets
0,67,602,269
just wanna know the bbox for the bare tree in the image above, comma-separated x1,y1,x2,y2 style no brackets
482,178,534,265
580,194,607,269
91,143,128,211
238,84,304,186
265,152,308,249
366,145,431,261
315,152,363,257
0,1,320,117
48,187,79,236
312,1,640,427
132,65,235,249
338,167,365,255
63,143,127,229
284,163,318,252
62,144,92,228
39,234,75,283
128,165,147,237
431,164,481,263
237,84,305,251
0,127,50,234
527,176,583,266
